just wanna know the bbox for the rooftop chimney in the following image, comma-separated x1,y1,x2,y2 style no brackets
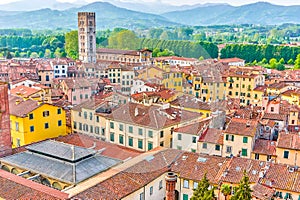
165,172,177,200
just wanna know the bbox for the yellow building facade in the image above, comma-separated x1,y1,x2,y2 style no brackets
10,98,67,148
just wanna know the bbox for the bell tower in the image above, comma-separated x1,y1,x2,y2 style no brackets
78,12,96,63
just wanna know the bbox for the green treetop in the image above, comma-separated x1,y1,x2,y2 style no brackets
231,171,252,200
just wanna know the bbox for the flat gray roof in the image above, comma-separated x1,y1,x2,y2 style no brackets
1,140,122,184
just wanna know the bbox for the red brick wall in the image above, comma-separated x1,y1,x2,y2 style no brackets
0,82,12,157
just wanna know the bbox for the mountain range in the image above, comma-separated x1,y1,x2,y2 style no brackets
0,0,299,30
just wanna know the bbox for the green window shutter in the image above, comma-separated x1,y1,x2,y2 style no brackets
243,137,248,143
225,134,229,141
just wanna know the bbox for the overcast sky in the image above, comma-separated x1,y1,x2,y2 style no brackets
0,0,299,6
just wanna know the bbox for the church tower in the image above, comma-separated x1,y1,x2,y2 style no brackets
0,82,12,157
78,12,96,63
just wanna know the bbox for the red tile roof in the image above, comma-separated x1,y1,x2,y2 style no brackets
174,119,210,136
277,132,300,151
10,85,40,98
0,169,68,199
251,183,275,199
252,139,276,156
74,149,181,199
55,133,142,160
9,95,41,117
224,118,258,137
106,103,201,130
199,128,224,145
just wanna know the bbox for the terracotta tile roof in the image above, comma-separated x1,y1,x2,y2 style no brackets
219,157,262,184
96,48,139,56
106,103,201,130
262,113,286,121
55,133,142,161
0,169,68,199
253,85,267,92
9,95,41,117
171,152,227,184
252,139,276,156
72,98,106,111
277,132,300,151
174,119,210,136
251,183,275,200
260,163,300,193
224,118,258,137
10,85,40,98
131,92,160,102
268,82,287,90
74,149,181,199
199,128,224,145
62,78,91,89
158,89,177,100
218,57,245,63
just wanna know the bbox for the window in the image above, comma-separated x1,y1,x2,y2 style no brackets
183,194,189,200
129,137,133,147
255,153,259,160
267,155,272,161
96,116,99,122
43,111,50,117
177,146,182,150
215,145,220,151
29,113,34,120
225,134,234,141
148,142,153,150
73,96,76,101
44,123,49,129
89,112,93,120
138,139,143,149
292,120,295,124
159,180,163,189
58,120,62,126
80,94,83,99
149,186,153,195
271,107,274,112
30,125,34,132
177,133,182,140
95,126,100,134
226,146,232,153
241,148,248,157
148,130,153,138
202,143,207,149
129,126,133,133
160,141,164,147
283,151,289,159
138,128,143,136
90,125,93,133
243,137,248,143
119,134,124,144
16,138,21,147
192,136,197,143
160,131,164,138
84,112,87,119
73,122,77,129
110,122,114,129
119,124,123,131
85,94,88,99
139,192,144,200
110,132,115,142
57,108,61,114
79,123,82,130
193,181,199,189
183,179,189,188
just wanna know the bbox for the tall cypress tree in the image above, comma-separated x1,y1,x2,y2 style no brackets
231,170,252,200
191,173,216,200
